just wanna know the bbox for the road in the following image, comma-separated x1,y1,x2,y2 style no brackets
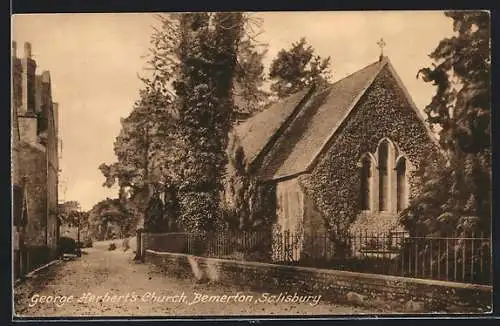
14,240,380,317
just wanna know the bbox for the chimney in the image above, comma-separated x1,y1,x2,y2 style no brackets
24,42,32,59
41,70,51,84
20,42,36,114
18,41,38,145
12,41,17,57
53,102,59,136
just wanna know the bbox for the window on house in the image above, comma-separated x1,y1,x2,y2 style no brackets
378,140,389,211
360,155,372,211
396,157,407,212
13,185,23,227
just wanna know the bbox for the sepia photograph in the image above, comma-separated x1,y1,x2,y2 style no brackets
11,10,492,318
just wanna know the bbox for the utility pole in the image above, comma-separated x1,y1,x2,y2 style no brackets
77,209,81,245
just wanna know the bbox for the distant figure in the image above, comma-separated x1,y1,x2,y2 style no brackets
122,237,130,252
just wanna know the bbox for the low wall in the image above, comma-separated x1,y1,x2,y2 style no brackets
145,250,492,313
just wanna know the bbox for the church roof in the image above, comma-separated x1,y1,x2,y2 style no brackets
235,56,436,181
234,88,312,166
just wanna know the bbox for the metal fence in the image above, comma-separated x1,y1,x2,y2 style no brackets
143,229,492,285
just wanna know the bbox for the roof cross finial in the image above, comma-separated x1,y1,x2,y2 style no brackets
377,38,386,61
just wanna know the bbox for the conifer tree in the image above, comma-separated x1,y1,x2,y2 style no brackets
269,37,331,99
402,11,491,236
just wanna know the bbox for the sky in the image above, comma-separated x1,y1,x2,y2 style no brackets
12,11,455,211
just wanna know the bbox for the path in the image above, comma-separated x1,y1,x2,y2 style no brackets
14,240,381,317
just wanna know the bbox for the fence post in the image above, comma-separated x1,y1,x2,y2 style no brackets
134,228,144,262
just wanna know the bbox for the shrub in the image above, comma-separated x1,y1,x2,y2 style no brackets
108,243,117,251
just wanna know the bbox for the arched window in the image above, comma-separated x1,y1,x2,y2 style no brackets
378,140,389,211
396,156,408,212
359,155,373,211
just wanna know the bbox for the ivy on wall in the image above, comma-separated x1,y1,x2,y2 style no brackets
223,132,276,231
300,67,442,243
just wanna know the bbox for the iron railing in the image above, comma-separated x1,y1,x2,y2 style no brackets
143,230,492,285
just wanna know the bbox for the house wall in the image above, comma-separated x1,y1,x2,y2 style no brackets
42,72,59,253
12,42,60,276
18,142,47,246
301,190,330,260
299,66,442,239
275,178,304,233
11,48,22,193
272,178,304,262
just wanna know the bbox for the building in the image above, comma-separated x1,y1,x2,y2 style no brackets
12,41,60,279
227,56,442,261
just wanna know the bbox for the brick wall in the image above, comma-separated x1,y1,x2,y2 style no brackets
145,250,492,313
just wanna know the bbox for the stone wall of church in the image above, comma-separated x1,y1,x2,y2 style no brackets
299,66,442,238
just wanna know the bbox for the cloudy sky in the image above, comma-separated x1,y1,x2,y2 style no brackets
12,11,455,210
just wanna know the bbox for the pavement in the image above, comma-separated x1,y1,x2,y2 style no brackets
14,239,381,317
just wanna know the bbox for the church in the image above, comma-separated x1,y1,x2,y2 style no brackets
228,54,442,260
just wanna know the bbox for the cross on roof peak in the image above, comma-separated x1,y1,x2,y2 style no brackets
377,38,386,61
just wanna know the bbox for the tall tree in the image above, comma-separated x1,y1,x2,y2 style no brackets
233,37,269,115
147,13,268,117
87,198,134,240
58,201,86,228
102,13,263,233
402,11,491,236
269,37,332,99
172,12,245,232
99,85,176,228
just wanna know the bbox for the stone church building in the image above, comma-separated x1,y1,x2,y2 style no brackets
228,56,441,260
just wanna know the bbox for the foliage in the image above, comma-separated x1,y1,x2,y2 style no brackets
233,37,269,114
58,201,88,228
269,37,332,99
87,198,135,240
165,12,245,232
147,13,269,117
402,11,491,236
99,85,177,230
299,67,441,248
223,134,276,231
144,191,167,233
100,13,268,233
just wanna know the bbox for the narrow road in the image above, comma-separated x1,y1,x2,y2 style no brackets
14,241,380,317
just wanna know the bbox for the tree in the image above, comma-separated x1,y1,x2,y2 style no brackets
147,13,268,117
88,198,135,240
402,11,491,236
58,200,82,226
99,85,176,229
58,201,89,243
102,13,264,233
269,37,332,99
233,37,269,115
172,12,245,232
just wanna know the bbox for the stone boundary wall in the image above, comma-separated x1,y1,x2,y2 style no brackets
145,250,492,314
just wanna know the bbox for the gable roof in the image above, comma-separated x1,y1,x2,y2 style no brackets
234,88,312,166
236,56,440,181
